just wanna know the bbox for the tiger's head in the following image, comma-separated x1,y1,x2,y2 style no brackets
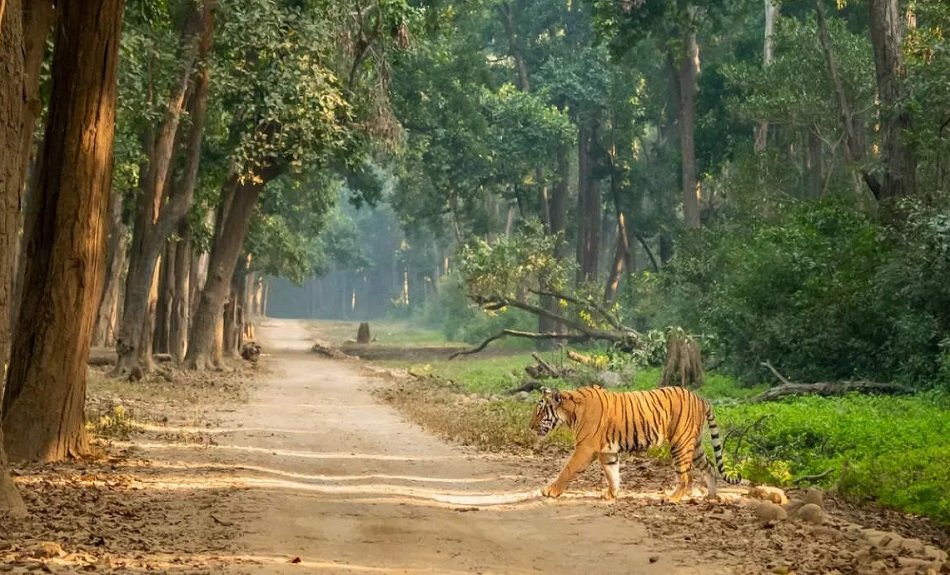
530,387,567,437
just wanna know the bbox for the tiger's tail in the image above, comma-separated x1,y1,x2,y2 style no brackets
706,407,742,485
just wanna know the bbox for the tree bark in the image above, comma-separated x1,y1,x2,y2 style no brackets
185,168,278,370
93,187,128,347
2,0,124,462
152,241,174,354
815,1,882,200
0,0,26,369
10,0,55,325
805,129,824,198
0,0,28,518
676,12,701,229
575,120,601,284
113,0,213,375
169,222,191,363
603,212,630,306
868,0,915,200
754,0,778,152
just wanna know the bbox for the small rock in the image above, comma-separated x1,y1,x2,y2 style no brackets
923,545,948,562
749,485,788,505
772,567,791,575
515,391,530,401
29,542,65,559
648,556,658,564
597,371,623,388
803,487,824,507
862,528,903,549
810,525,843,540
794,503,825,525
754,501,787,522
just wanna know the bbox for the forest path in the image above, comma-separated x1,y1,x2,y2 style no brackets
205,318,721,574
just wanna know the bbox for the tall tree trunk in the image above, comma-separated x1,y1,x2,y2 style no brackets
0,0,26,367
676,16,701,229
185,169,277,370
868,0,915,201
805,129,824,198
10,0,54,323
169,222,191,363
93,187,128,347
2,0,123,462
113,0,213,375
0,0,28,517
815,1,882,201
152,241,174,354
576,120,602,285
754,0,778,152
539,144,570,336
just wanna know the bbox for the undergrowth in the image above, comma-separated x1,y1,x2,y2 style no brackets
387,355,950,526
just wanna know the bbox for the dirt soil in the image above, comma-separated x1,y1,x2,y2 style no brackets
1,318,947,574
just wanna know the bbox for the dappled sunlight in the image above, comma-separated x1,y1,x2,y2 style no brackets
131,422,335,436
115,440,472,461
140,460,521,484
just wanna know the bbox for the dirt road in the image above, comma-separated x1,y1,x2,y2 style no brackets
197,319,722,574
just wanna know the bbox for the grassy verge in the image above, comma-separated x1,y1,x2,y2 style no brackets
380,350,950,526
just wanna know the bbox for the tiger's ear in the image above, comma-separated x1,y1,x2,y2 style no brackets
541,387,561,404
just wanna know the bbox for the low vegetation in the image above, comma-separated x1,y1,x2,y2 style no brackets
370,323,949,527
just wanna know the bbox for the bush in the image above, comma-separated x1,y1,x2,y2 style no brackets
636,198,950,387
717,392,950,525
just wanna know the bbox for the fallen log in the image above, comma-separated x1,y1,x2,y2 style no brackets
753,361,907,402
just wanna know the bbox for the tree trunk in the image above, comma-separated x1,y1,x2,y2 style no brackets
152,241,174,354
539,144,570,336
0,0,28,517
805,129,824,198
868,0,915,200
0,0,26,368
185,169,276,370
169,222,191,363
815,1,882,201
2,0,124,462
93,187,128,347
603,212,630,306
112,0,213,375
10,0,55,325
754,0,778,152
575,120,601,285
676,17,701,229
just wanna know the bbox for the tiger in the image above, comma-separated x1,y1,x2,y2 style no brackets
529,385,741,502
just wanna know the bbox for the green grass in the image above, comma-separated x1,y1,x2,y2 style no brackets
309,319,454,347
384,352,950,526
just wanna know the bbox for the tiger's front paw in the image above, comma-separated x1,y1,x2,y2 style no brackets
541,483,564,498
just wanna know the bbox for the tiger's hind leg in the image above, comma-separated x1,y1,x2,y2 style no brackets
693,446,719,500
598,452,621,500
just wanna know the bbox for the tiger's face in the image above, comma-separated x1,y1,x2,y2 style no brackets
529,388,563,437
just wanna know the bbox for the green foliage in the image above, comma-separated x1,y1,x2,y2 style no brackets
717,392,950,525
641,198,950,386
422,274,537,345
458,219,569,301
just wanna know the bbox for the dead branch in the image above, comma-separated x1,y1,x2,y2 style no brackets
506,380,544,395
793,468,834,485
448,330,590,360
724,414,773,463
755,361,907,402
530,353,560,378
528,289,632,333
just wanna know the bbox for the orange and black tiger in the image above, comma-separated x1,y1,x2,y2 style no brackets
530,385,741,501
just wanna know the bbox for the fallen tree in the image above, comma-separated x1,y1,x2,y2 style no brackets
753,361,907,402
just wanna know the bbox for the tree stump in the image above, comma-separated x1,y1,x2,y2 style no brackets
659,328,705,389
356,322,371,344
